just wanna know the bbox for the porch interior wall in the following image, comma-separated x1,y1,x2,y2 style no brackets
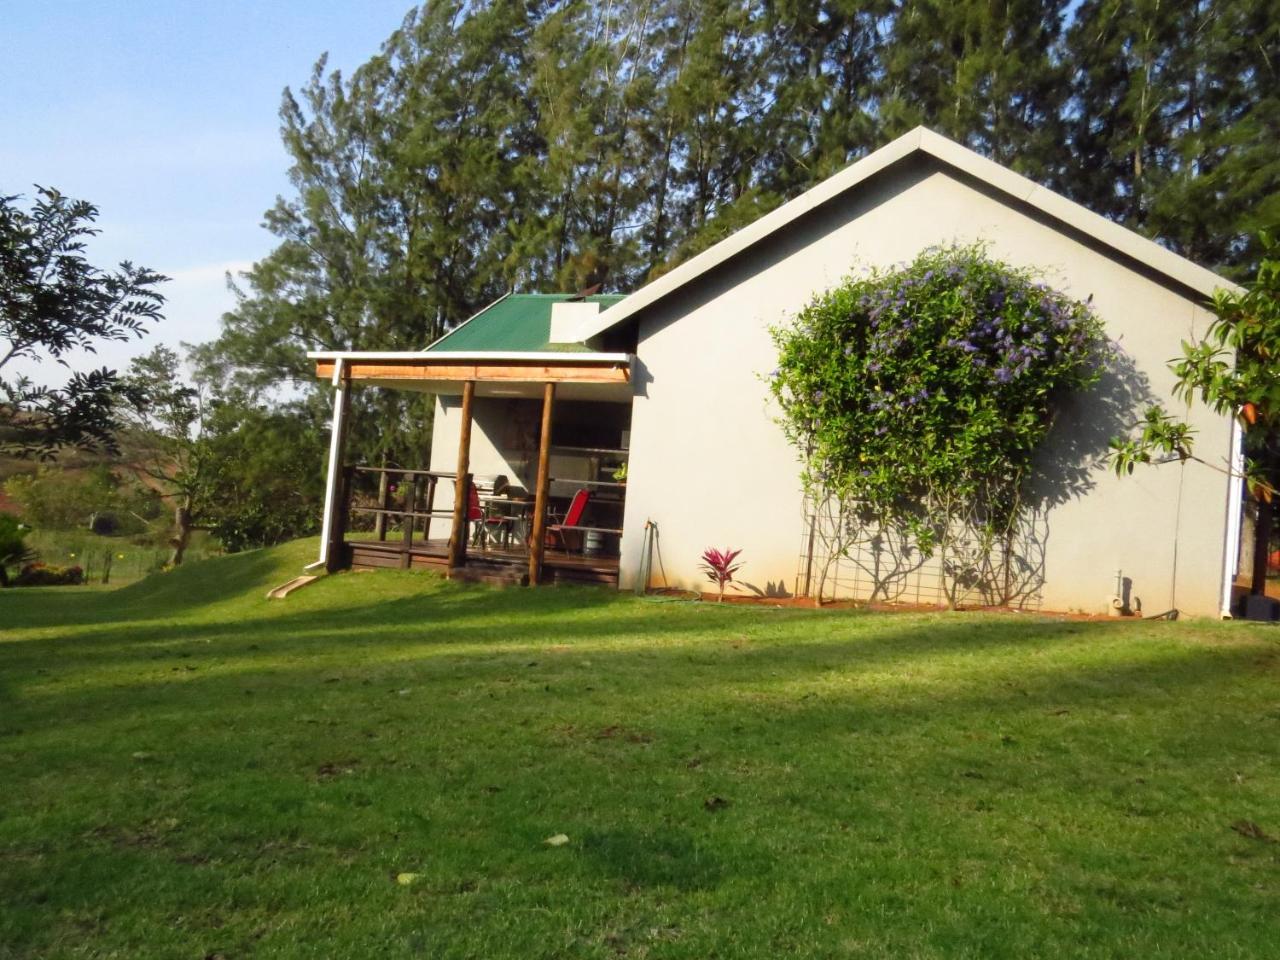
429,394,632,539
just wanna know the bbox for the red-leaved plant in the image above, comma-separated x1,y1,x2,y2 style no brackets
699,548,743,602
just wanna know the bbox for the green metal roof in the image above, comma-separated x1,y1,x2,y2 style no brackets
426,293,626,353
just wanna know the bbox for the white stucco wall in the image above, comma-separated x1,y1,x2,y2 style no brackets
427,395,533,540
617,158,1235,616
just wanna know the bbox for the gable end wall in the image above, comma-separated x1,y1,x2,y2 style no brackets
619,157,1234,616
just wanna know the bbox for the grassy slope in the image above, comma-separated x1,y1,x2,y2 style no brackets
1,541,1278,959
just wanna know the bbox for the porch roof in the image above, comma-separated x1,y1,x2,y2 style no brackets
309,349,633,401
426,292,627,353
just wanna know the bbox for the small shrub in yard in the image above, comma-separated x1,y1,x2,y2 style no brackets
700,547,744,601
13,562,85,586
0,515,35,587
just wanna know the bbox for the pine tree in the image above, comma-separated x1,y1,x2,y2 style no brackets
194,0,1278,467
198,0,544,465
1065,0,1279,275
757,0,888,194
880,0,1071,183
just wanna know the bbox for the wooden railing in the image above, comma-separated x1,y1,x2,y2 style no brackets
328,464,628,575
329,466,460,571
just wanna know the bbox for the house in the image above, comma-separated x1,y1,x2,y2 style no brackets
309,127,1244,617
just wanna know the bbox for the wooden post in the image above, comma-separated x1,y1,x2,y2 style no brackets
400,476,418,569
423,474,437,542
1251,496,1272,596
336,464,354,553
322,367,353,574
528,382,556,585
374,465,390,540
448,381,476,568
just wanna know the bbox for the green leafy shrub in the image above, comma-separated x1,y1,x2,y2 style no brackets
770,244,1109,606
13,562,85,586
0,515,35,586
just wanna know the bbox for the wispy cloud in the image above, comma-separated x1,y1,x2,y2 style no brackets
161,259,258,343
165,259,256,287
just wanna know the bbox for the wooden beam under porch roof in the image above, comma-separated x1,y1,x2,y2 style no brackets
312,351,630,386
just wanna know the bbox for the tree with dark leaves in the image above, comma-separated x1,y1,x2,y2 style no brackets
0,187,166,459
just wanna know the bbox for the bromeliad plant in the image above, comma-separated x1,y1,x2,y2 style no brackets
770,244,1109,607
699,547,743,602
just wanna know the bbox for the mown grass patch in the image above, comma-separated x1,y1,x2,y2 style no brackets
1,540,1278,958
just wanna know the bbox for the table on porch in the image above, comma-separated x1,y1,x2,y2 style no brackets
474,494,534,548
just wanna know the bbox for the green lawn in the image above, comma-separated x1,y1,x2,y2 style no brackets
2,540,1278,959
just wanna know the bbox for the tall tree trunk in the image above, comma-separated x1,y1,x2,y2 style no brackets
170,499,193,567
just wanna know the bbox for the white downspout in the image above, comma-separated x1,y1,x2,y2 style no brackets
308,358,347,570
1219,417,1246,617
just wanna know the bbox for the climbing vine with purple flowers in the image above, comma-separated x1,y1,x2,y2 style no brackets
770,244,1109,606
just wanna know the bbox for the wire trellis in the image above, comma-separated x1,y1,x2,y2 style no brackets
795,497,1045,610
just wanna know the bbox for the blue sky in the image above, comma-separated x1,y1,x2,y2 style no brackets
2,0,415,383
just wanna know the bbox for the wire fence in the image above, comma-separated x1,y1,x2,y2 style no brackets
23,530,217,585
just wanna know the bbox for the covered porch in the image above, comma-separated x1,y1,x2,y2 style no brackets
310,350,633,587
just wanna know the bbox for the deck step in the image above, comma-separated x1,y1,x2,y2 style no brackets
447,562,529,587
544,567,618,585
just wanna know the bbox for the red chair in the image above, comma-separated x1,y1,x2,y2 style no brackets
546,489,591,552
468,483,510,547
465,483,494,545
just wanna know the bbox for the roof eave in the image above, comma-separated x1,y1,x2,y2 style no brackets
312,350,633,387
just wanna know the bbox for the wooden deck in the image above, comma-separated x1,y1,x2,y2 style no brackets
344,537,620,587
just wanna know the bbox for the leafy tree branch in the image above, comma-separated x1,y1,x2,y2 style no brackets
1,187,166,458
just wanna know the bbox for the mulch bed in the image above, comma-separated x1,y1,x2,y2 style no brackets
647,588,1138,621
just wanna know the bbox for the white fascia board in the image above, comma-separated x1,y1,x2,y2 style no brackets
307,349,631,364
574,125,1240,342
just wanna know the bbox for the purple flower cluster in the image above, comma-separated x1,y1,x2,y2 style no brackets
905,387,930,406
774,247,1107,517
